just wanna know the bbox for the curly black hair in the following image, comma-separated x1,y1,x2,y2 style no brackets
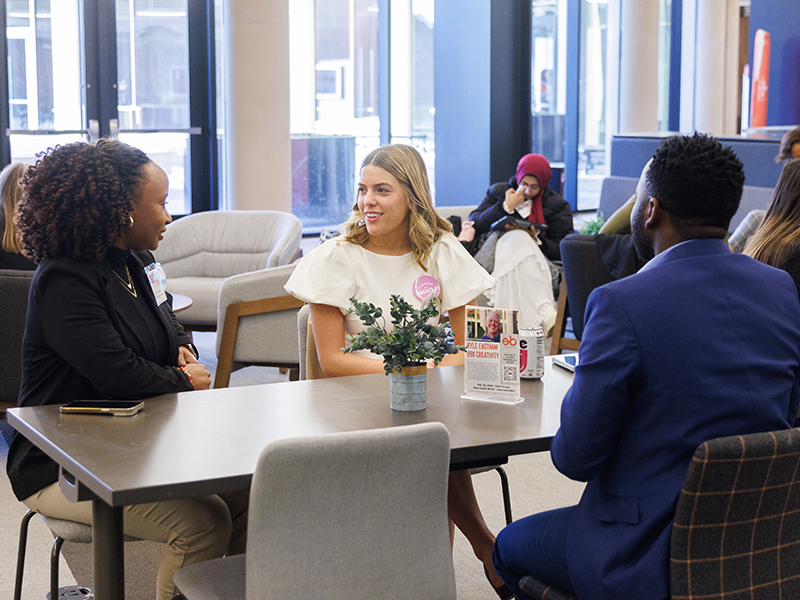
15,139,151,262
645,133,744,235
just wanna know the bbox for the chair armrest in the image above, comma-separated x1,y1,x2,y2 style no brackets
217,263,298,320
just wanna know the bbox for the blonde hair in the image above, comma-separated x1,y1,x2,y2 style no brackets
744,160,800,268
1,162,27,253
341,144,452,270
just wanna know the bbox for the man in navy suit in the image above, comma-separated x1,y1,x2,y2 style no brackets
493,133,800,600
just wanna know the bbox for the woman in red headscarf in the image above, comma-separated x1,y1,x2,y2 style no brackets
461,154,573,332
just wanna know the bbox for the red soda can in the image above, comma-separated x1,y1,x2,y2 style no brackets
519,326,545,379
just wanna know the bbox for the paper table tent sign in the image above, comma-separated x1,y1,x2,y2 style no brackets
461,306,522,404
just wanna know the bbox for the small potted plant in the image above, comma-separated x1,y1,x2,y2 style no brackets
344,294,463,411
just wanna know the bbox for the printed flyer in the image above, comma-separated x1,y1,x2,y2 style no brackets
461,306,523,404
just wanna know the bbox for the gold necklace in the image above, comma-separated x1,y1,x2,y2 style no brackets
113,265,137,297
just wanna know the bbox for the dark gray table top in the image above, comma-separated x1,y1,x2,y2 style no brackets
7,360,573,506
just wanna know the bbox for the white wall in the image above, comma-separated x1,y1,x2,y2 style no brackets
224,0,291,211
680,0,740,135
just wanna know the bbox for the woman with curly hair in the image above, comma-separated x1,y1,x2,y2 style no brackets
286,144,512,599
0,161,36,269
6,139,247,600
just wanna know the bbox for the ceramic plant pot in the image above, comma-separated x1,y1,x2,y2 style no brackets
389,364,427,411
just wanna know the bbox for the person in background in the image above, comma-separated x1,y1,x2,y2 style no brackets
744,160,800,296
493,133,800,600
776,127,800,164
728,127,800,253
0,162,36,270
285,144,512,599
6,140,247,600
465,154,573,333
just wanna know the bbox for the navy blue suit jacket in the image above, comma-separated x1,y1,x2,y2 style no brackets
552,238,800,600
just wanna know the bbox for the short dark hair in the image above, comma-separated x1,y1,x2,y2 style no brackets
16,139,151,262
645,133,744,235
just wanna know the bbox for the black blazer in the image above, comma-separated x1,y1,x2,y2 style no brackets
6,246,194,501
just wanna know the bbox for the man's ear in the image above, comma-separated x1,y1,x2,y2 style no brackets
644,197,662,229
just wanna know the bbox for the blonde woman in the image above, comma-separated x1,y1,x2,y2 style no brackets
286,144,512,599
0,162,36,269
745,160,800,296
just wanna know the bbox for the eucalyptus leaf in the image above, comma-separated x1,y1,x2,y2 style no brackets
344,294,466,375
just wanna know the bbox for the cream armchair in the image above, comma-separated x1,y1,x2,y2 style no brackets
153,210,302,330
214,263,303,387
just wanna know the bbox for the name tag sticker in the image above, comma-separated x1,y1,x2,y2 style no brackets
144,263,168,305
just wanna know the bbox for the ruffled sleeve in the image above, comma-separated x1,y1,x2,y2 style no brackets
430,234,495,312
284,239,357,312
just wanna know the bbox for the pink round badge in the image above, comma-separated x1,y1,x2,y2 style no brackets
413,276,441,301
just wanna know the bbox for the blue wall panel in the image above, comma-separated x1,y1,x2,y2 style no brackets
610,134,783,189
433,2,491,207
749,1,800,125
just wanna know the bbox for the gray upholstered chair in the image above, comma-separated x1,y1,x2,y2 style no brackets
213,263,304,387
172,423,456,600
296,304,513,525
153,210,302,331
0,269,35,414
551,233,645,354
596,176,638,222
518,426,800,600
728,185,774,234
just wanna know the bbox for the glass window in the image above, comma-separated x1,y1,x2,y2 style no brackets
577,0,608,210
5,0,86,163
657,0,672,131
289,0,435,232
116,0,191,214
390,0,435,195
531,0,567,165
290,0,379,233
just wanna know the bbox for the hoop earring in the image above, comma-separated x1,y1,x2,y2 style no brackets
128,216,135,227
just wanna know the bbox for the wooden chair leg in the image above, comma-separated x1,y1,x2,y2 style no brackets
550,279,569,355
550,278,580,355
214,304,242,389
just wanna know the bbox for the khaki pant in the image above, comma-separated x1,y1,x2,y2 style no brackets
24,482,249,600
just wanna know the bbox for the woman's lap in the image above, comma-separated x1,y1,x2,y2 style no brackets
23,481,237,547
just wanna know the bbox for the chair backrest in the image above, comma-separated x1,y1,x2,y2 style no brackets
215,263,301,365
728,184,774,234
0,269,35,408
670,427,800,600
597,176,638,222
246,422,456,600
559,233,643,340
154,210,302,278
297,304,309,380
297,303,326,380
